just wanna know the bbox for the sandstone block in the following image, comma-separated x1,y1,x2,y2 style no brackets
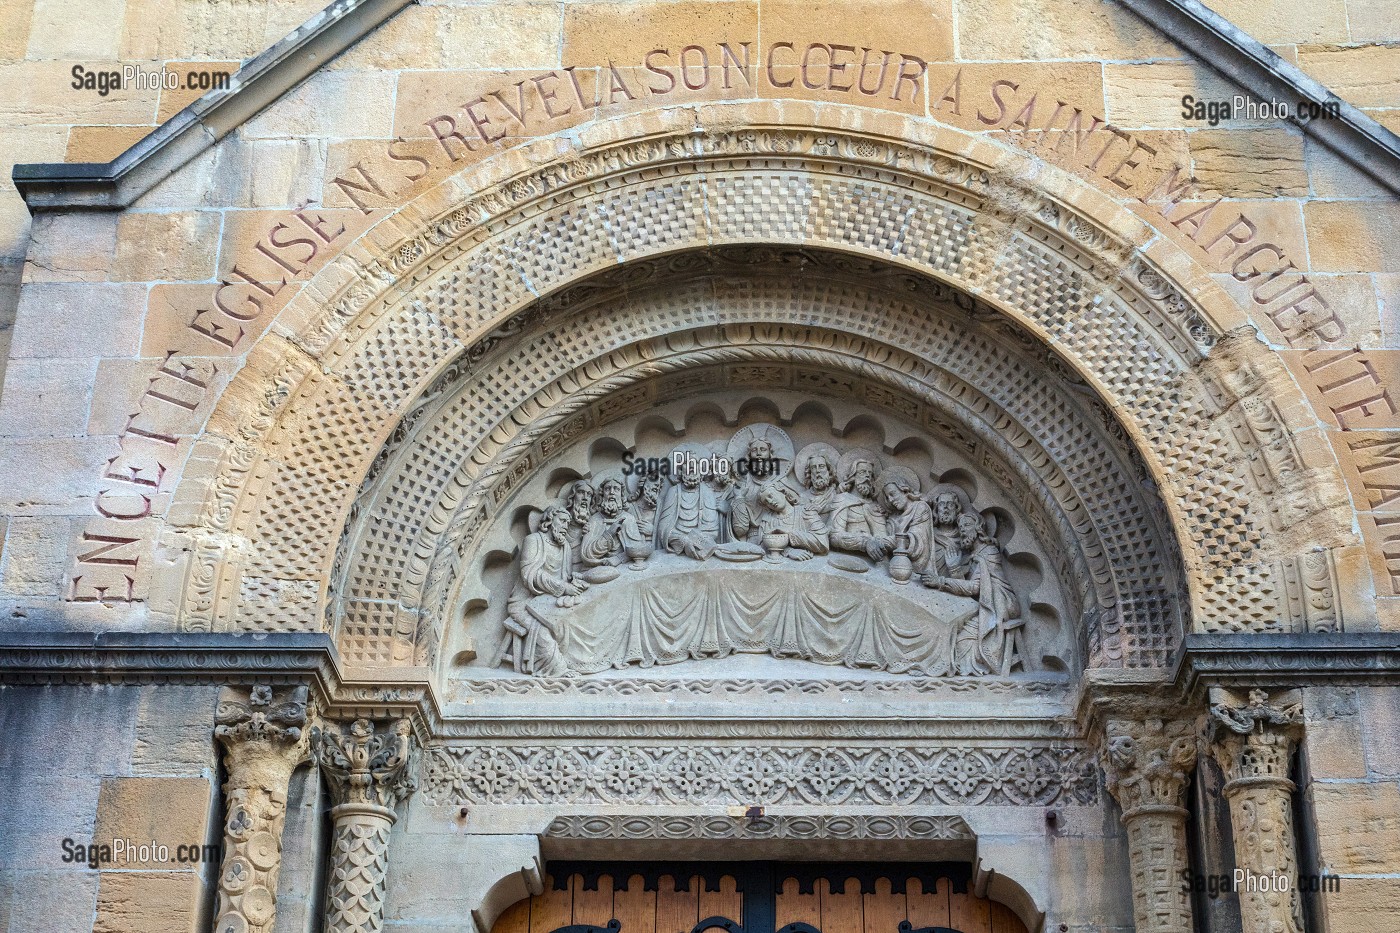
1104,62,1244,129
66,125,154,164
0,516,75,599
761,0,954,64
1301,687,1367,779
86,355,228,439
438,2,562,70
0,61,159,126
1298,45,1400,110
1224,272,1380,350
187,135,327,210
92,777,213,867
130,685,220,775
1201,0,1349,44
9,283,144,359
1323,878,1400,933
241,69,397,140
1188,128,1307,198
113,211,222,283
1305,201,1400,272
5,870,100,933
956,0,1182,61
0,0,33,59
22,213,118,284
94,871,205,933
1346,0,1400,43
1360,686,1400,776
26,0,124,58
565,0,759,67
0,357,97,436
1305,137,1394,199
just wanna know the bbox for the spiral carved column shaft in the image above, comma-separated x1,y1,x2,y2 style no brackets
1101,717,1198,933
1209,688,1305,933
312,718,416,933
212,685,313,933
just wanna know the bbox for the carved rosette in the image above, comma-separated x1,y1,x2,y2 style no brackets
213,685,313,933
311,719,416,933
1209,688,1305,933
1101,718,1198,933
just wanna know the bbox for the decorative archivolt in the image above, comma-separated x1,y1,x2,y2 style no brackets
170,104,1352,665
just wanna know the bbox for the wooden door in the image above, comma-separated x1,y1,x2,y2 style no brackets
492,862,1027,933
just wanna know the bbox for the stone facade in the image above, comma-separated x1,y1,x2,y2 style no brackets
1,1,1399,931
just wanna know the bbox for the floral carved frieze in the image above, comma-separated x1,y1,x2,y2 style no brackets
543,813,975,841
422,743,1099,807
490,423,1041,680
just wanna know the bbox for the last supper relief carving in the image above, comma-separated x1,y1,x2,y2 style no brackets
457,394,1074,682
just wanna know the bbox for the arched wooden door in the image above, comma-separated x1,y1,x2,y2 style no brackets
492,863,1028,933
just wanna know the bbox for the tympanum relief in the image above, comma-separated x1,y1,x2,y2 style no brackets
472,410,1067,681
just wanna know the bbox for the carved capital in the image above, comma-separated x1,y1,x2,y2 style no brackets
1208,687,1303,790
311,718,416,811
212,685,313,933
1102,717,1198,820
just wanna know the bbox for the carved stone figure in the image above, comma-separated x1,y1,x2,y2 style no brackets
581,477,647,568
502,505,589,675
867,467,933,570
755,482,829,560
926,512,1024,675
657,450,721,559
488,429,1041,678
726,424,793,541
561,480,596,569
794,443,841,526
829,448,887,555
926,483,972,579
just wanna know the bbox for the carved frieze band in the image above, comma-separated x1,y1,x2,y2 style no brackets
422,744,1099,807
543,813,975,841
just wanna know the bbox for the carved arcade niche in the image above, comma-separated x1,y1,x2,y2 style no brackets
458,394,1074,682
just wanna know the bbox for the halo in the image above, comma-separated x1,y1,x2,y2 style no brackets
925,482,973,516
874,463,922,498
793,442,841,488
726,423,794,480
837,447,883,487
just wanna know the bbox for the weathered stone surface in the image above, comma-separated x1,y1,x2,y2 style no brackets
1189,128,1308,198
1305,201,1400,272
92,778,213,866
1309,781,1400,872
1104,62,1244,128
112,211,221,283
5,870,100,933
957,0,1181,60
94,871,204,933
1297,44,1400,110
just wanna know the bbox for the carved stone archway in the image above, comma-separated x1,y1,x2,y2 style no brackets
169,103,1356,656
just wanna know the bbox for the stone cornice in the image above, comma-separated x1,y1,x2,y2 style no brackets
11,0,413,210
11,0,1400,210
1114,0,1400,198
1174,632,1400,692
0,630,441,727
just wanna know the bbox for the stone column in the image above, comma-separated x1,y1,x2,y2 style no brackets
1101,717,1198,933
1209,687,1305,933
212,684,313,933
311,718,416,933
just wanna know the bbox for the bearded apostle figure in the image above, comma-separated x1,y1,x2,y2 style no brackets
924,512,1024,675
